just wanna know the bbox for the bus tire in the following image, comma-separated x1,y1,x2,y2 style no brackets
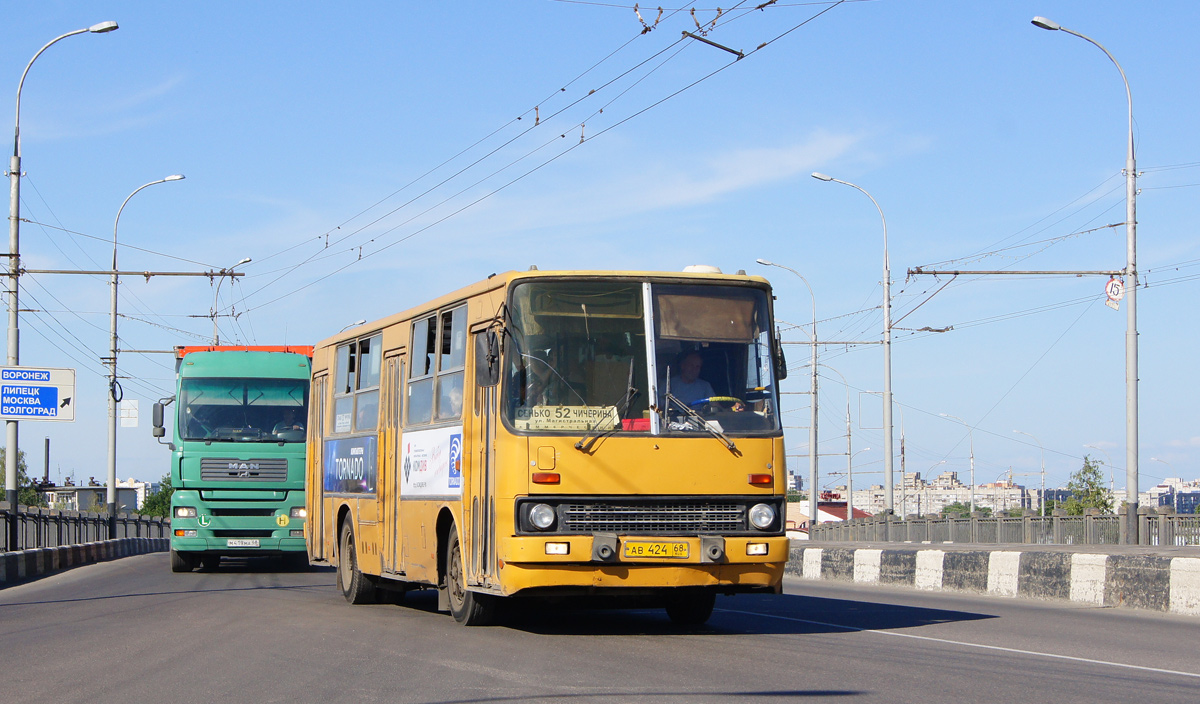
446,527,495,626
665,589,716,626
338,520,377,605
170,549,197,573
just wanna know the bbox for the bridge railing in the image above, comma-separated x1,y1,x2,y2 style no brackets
1,502,170,551
808,507,1198,546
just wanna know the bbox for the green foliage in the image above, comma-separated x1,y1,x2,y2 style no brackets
1042,498,1060,514
1064,456,1114,515
941,501,992,518
0,447,47,508
137,473,174,518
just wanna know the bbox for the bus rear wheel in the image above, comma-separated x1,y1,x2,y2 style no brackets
338,520,376,605
446,527,495,626
665,589,716,626
170,549,197,573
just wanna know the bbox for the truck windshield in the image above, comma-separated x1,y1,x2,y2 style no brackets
503,280,779,436
179,378,309,443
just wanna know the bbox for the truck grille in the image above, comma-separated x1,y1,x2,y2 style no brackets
561,501,746,533
200,458,288,482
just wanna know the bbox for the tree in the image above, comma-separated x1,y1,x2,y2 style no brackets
1064,455,1113,515
0,447,47,507
137,473,174,518
941,501,991,518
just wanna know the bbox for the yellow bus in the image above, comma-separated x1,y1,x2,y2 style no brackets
305,268,790,625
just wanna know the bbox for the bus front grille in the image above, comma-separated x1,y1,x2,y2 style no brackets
200,458,288,482
560,502,746,533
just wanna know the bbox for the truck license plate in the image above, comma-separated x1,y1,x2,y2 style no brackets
227,539,260,548
622,541,689,559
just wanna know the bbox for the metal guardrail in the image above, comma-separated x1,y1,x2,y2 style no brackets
1,502,169,551
809,508,1200,546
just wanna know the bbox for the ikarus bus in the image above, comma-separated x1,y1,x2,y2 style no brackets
306,269,789,625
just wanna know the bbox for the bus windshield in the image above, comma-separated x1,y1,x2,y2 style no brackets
179,377,309,442
504,280,779,435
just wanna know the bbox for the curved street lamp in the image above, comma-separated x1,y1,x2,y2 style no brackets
1032,15,1139,541
6,21,118,545
108,175,184,527
756,258,818,524
811,172,894,515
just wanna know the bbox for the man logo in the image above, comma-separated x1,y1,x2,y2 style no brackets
227,461,259,478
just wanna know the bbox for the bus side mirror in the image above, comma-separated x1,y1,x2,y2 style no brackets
774,336,788,381
474,330,500,387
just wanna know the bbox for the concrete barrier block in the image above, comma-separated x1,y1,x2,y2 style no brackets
1169,557,1200,616
942,551,989,593
1019,552,1072,601
822,548,855,581
914,549,944,590
1106,554,1170,611
854,549,882,583
880,549,917,586
987,551,1021,597
802,547,822,579
1069,554,1107,605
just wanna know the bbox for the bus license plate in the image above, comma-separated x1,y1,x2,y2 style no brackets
623,541,689,559
227,539,260,548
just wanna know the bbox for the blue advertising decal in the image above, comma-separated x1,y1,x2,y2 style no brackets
323,436,378,494
448,433,462,489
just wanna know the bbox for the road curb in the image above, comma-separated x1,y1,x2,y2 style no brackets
789,545,1200,616
0,537,169,587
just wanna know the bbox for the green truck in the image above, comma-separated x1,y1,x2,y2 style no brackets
153,345,313,572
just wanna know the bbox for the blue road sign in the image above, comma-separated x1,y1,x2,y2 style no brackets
0,367,76,422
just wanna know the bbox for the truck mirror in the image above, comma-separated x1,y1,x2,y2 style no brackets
152,402,165,432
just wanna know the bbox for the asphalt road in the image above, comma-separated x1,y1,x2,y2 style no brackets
0,554,1196,703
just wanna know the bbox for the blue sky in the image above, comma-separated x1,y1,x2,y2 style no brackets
4,1,1198,494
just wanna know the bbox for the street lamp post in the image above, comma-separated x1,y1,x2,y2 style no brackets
211,257,251,344
1014,429,1046,516
1033,16,1140,541
756,259,818,525
6,21,118,548
811,173,894,515
940,413,975,513
108,175,184,530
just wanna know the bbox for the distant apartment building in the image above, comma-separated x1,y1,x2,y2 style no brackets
39,476,156,512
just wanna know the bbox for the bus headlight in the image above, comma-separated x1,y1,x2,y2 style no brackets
748,503,776,530
528,503,556,531
175,506,197,519
290,507,307,519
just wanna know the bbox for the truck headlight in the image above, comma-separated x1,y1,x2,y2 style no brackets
290,507,307,519
528,503,556,531
175,506,197,519
748,503,776,530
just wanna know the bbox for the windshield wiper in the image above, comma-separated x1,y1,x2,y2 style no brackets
663,391,739,455
576,358,639,453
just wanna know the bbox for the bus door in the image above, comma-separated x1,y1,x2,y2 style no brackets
309,373,328,560
382,351,405,574
469,330,499,588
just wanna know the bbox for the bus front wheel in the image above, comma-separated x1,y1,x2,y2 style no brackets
665,589,716,626
446,527,496,626
338,520,376,605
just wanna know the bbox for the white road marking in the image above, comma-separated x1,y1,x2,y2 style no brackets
717,608,1200,680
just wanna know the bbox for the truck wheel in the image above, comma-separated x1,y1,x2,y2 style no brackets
170,550,197,573
338,520,376,604
665,589,716,626
446,526,495,626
